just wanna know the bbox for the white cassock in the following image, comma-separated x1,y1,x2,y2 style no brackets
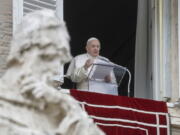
66,53,118,95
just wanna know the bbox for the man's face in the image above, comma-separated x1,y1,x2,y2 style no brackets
19,26,72,89
21,46,65,88
86,40,100,57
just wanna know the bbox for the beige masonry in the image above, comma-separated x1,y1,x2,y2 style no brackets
1,0,180,134
0,0,12,77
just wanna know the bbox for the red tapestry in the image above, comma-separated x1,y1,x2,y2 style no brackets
70,89,170,135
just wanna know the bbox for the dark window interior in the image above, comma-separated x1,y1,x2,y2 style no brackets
63,0,137,97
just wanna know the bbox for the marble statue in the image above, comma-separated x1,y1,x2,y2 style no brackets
0,9,104,135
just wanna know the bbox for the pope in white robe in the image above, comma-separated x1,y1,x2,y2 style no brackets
66,37,118,95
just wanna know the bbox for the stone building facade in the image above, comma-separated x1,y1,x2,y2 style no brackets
0,0,180,134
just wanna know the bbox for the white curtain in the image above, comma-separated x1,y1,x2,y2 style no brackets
134,0,152,99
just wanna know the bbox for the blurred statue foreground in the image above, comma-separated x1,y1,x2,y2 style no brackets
0,10,104,135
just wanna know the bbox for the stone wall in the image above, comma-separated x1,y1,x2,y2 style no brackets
0,0,12,77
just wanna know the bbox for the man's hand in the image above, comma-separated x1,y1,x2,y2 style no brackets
104,75,112,83
84,59,94,70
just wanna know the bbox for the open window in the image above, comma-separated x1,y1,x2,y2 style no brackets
64,0,137,96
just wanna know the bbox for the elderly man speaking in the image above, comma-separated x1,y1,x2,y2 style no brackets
67,37,117,94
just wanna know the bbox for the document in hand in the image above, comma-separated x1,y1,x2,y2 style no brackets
88,63,118,95
88,63,115,83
